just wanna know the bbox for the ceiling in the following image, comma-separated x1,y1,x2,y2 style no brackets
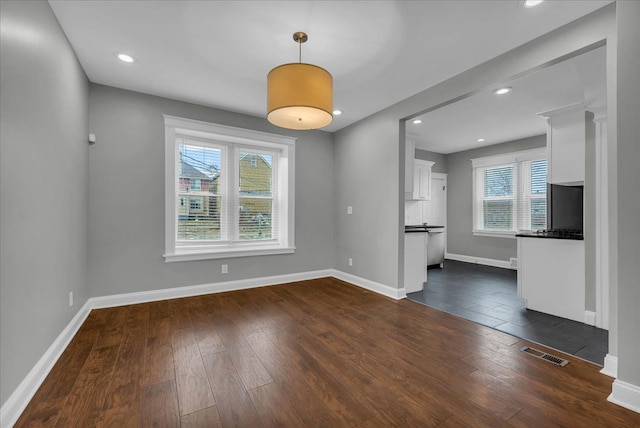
408,45,607,154
48,0,612,134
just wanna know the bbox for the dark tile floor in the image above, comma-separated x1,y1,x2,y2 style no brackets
407,260,609,365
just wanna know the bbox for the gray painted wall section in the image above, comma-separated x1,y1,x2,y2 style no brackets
87,84,334,297
333,114,401,287
0,0,89,405
446,135,546,262
415,149,447,173
616,0,640,388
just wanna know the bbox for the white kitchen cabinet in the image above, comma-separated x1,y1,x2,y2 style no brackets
404,139,416,198
537,103,586,185
407,159,434,201
517,237,585,322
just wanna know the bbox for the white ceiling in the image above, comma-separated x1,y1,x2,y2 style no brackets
409,45,607,154
48,0,612,133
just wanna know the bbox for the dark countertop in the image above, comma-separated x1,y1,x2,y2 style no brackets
516,231,584,241
405,225,445,233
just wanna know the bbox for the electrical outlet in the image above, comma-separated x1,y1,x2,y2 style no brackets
347,206,353,215
221,264,228,274
348,257,353,267
69,292,73,307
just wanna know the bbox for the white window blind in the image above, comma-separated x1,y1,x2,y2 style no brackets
472,148,547,236
238,151,276,241
518,159,547,231
176,142,223,241
164,115,296,261
478,164,516,231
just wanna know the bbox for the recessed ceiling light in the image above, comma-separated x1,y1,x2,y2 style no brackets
117,53,135,63
412,119,422,124
524,0,544,8
333,110,342,115
493,87,512,95
477,138,485,142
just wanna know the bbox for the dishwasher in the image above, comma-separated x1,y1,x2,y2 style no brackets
426,227,445,268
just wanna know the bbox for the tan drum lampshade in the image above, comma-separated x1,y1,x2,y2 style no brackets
267,32,333,130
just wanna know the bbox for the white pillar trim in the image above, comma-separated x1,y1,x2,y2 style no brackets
592,110,609,330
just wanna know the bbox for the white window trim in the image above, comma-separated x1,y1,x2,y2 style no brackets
471,148,546,238
163,115,296,261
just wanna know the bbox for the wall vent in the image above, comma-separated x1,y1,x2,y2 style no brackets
520,346,569,367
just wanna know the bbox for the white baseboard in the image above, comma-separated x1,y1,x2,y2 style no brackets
608,379,640,414
445,252,516,270
331,270,406,300
0,268,400,427
91,269,335,309
0,301,92,428
600,354,618,378
584,311,597,326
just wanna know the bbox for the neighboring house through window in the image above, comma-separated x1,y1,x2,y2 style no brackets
189,197,203,211
472,148,547,236
190,178,201,191
164,115,296,261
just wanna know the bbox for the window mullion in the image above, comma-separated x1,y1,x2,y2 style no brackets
225,145,238,241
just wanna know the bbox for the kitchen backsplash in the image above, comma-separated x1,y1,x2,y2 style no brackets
405,201,423,225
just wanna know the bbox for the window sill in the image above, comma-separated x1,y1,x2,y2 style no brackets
472,230,516,239
164,246,296,262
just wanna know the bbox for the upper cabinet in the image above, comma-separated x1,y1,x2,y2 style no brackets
405,139,435,200
538,103,587,185
412,159,435,200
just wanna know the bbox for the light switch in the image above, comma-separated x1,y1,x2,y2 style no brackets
347,206,353,215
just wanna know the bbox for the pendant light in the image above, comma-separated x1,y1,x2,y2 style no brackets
267,32,333,130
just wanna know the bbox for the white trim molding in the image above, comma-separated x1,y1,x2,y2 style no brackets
592,110,609,330
608,379,640,414
0,301,93,428
90,269,335,309
446,252,516,270
584,311,597,327
331,270,406,300
0,269,401,427
600,354,618,378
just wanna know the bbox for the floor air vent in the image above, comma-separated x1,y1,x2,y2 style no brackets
520,346,569,367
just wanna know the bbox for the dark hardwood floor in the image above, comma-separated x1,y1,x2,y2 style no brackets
407,260,608,365
16,278,639,427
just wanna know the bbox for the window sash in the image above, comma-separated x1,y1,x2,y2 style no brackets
477,163,517,232
175,141,280,245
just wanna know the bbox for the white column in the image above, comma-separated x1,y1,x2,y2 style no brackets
593,110,609,330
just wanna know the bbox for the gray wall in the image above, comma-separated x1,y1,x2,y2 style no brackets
445,135,546,262
415,148,447,174
616,0,640,389
88,84,334,297
0,0,89,405
333,113,401,287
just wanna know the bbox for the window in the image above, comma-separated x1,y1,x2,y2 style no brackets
189,197,203,211
189,178,201,191
164,115,296,261
472,148,547,236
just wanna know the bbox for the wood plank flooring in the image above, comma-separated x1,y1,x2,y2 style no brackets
15,278,640,427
